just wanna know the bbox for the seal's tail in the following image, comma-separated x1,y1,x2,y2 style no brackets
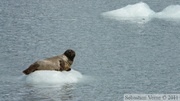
23,62,39,75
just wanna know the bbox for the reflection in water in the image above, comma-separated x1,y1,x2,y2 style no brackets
22,84,75,101
60,84,74,101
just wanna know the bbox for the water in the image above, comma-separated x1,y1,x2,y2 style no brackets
1,0,180,101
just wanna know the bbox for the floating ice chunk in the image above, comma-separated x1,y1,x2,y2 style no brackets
155,5,180,20
102,2,180,22
25,69,83,85
102,2,155,22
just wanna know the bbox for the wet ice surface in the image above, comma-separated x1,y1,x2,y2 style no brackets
1,0,180,101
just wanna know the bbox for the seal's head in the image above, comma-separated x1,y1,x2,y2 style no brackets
64,49,75,61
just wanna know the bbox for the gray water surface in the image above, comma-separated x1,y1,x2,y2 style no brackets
1,0,180,101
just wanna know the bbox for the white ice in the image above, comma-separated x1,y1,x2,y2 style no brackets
155,5,180,20
102,2,180,23
23,69,83,86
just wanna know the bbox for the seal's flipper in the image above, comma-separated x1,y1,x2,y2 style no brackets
23,62,39,75
66,68,71,71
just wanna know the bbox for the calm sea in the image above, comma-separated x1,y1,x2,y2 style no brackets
1,0,180,101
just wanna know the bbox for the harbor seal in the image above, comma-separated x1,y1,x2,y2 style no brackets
23,49,75,75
